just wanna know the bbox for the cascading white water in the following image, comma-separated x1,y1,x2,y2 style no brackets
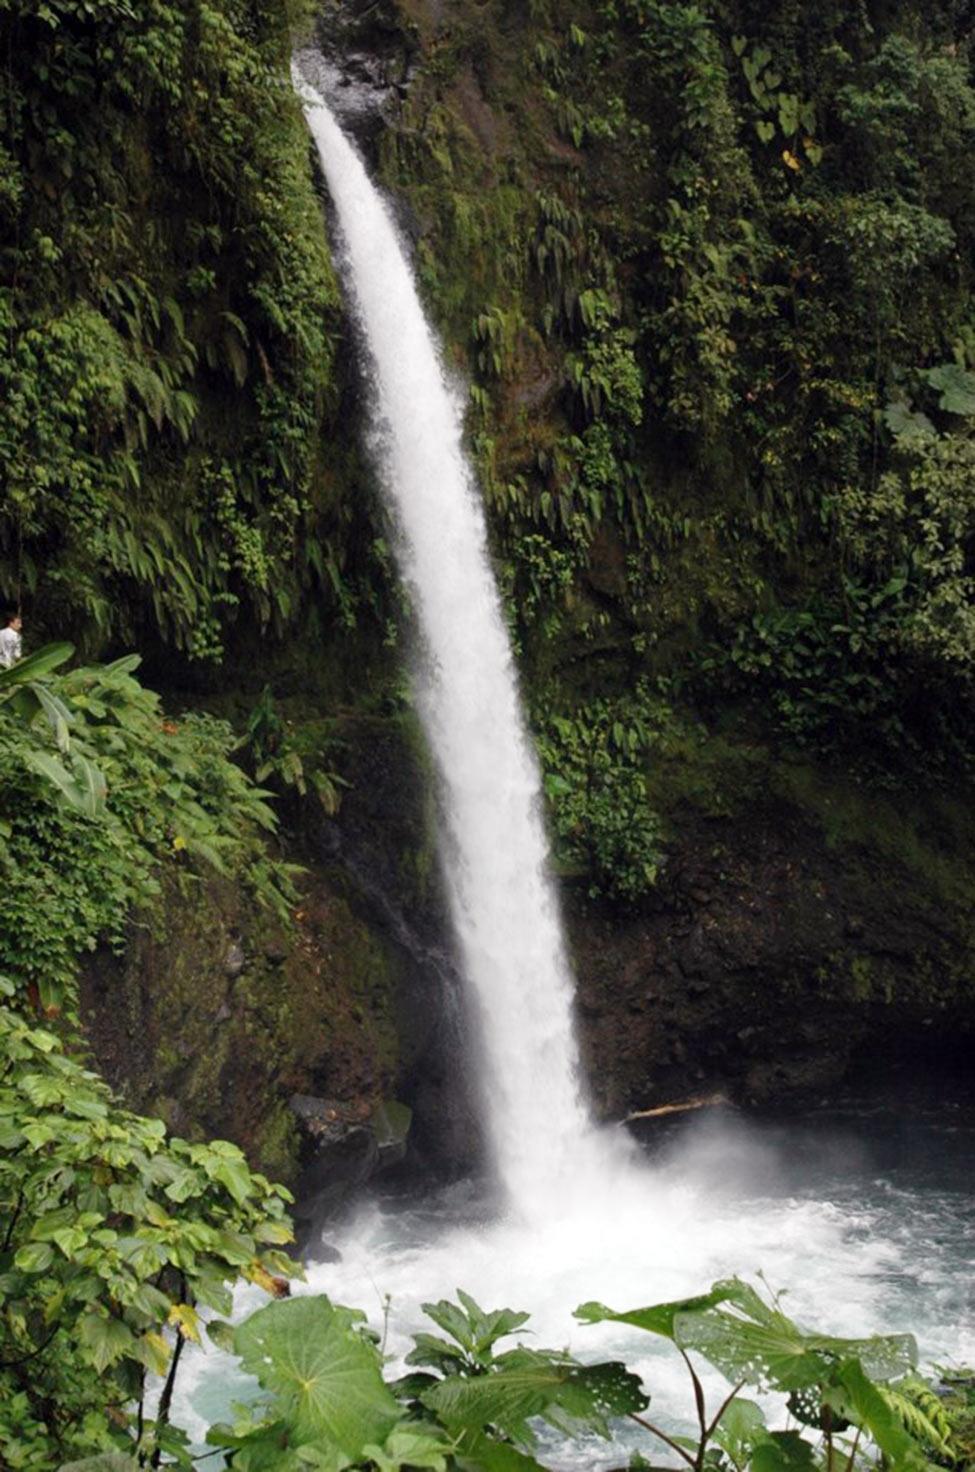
293,65,617,1217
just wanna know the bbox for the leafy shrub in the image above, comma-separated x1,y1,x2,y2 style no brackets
0,652,295,1013
535,687,665,900
46,1278,966,1470
0,993,296,1470
836,431,975,677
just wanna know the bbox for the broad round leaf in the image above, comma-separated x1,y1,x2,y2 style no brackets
234,1295,402,1453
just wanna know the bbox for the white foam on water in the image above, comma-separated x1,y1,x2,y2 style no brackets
176,1112,974,1465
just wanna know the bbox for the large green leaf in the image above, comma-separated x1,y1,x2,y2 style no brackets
0,641,74,690
14,1240,55,1273
70,753,108,817
24,750,107,818
77,1312,136,1372
574,1284,735,1339
101,653,143,678
671,1279,916,1392
233,1295,402,1455
31,681,73,751
421,1348,646,1445
883,398,936,441
926,362,975,415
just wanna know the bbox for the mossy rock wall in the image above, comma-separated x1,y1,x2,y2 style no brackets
573,738,975,1115
70,0,975,1177
81,869,398,1184
80,707,481,1187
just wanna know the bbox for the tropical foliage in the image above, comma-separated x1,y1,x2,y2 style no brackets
0,646,296,1014
35,1279,973,1469
374,0,975,838
0,0,350,658
0,995,296,1470
535,686,665,899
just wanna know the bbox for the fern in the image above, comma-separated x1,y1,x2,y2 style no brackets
879,1377,957,1463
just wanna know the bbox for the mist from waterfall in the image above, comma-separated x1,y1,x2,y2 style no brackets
293,63,626,1218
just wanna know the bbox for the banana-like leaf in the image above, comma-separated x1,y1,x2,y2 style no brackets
71,755,108,818
0,642,74,690
25,751,107,819
101,653,143,678
25,751,83,807
31,682,73,752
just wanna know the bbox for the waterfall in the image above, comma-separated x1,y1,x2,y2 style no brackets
294,65,616,1217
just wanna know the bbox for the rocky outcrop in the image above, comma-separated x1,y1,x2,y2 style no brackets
573,759,975,1117
83,701,975,1215
80,711,481,1194
288,1094,411,1245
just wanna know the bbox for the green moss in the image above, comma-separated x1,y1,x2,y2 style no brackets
770,759,975,914
255,1105,303,1185
81,863,403,1184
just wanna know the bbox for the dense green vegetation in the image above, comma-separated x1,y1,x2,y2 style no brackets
6,0,975,899
0,996,297,1468
0,0,366,659
369,0,975,887
0,644,294,1014
0,642,310,1463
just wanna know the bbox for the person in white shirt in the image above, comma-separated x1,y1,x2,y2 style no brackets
0,614,22,670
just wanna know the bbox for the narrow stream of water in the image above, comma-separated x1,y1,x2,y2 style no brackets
292,56,610,1222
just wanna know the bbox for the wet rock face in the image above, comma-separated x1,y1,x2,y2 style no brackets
305,0,416,153
80,712,483,1215
289,1094,406,1246
79,865,405,1186
298,715,484,1175
571,796,975,1118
